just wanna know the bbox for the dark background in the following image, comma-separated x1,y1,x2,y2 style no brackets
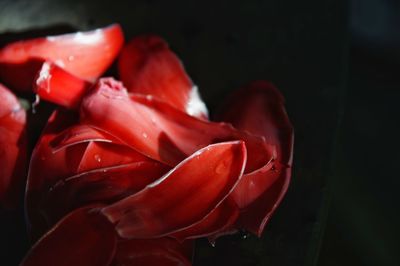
0,0,398,265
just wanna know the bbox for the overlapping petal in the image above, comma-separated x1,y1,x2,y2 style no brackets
118,35,208,119
0,24,124,92
80,78,275,173
34,61,93,108
102,141,247,239
216,80,294,236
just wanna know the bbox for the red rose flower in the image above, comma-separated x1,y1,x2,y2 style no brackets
0,27,293,265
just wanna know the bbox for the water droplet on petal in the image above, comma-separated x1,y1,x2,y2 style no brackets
94,154,102,163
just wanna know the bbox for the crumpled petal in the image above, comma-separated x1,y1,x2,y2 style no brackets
20,205,117,266
80,78,274,173
216,80,294,236
0,24,124,92
34,61,93,108
0,84,26,209
112,238,193,266
118,35,208,119
102,141,247,239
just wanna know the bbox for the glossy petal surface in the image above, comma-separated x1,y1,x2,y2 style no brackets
80,78,274,173
216,80,294,236
0,24,123,91
102,141,247,239
34,61,93,108
118,35,207,118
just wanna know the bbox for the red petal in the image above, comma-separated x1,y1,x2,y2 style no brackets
216,80,293,165
102,141,247,239
26,111,164,238
21,205,117,266
75,141,157,173
118,35,207,119
34,61,93,108
80,78,273,173
42,161,169,226
236,164,290,236
216,81,294,236
50,124,118,152
25,110,85,238
0,84,27,209
170,197,239,242
112,238,193,266
0,24,124,91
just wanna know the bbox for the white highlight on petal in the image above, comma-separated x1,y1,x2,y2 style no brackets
46,29,103,45
36,62,51,87
186,85,208,118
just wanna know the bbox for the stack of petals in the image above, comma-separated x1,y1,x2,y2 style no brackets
0,24,293,266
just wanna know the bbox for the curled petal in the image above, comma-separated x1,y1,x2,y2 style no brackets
216,80,293,165
118,35,208,118
75,141,158,173
0,24,124,92
237,164,290,236
80,78,274,173
50,124,118,152
34,61,93,108
20,205,117,266
170,197,239,242
216,80,294,236
43,161,169,226
102,141,247,239
112,238,193,266
0,84,27,209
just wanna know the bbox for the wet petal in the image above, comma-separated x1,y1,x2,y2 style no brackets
76,141,157,173
216,80,293,165
80,78,274,173
25,110,85,238
216,80,294,236
118,35,207,119
50,124,118,152
43,161,169,226
170,197,239,242
20,205,117,266
0,24,124,92
34,61,93,108
102,141,247,239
